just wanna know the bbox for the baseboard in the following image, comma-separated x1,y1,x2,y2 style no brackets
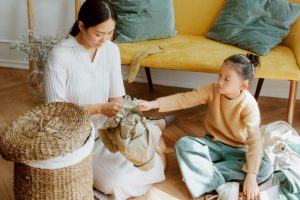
0,40,28,69
0,59,28,69
0,39,14,43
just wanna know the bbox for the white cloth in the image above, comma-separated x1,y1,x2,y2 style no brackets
93,139,165,200
259,185,280,200
44,36,165,199
24,123,95,169
260,121,300,170
261,121,300,149
267,143,300,170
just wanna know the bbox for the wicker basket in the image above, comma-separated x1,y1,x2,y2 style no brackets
0,102,94,200
14,154,93,200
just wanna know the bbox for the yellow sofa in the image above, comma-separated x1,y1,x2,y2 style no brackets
117,0,300,124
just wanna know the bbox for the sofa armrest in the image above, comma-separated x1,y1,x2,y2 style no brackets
282,0,300,69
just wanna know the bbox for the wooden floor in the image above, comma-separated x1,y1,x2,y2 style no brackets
0,67,299,200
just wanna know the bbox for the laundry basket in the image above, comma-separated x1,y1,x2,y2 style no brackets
0,102,94,200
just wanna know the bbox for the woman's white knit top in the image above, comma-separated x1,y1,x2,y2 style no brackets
44,36,125,130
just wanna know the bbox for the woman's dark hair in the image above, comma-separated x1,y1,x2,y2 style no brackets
224,53,260,80
70,0,117,36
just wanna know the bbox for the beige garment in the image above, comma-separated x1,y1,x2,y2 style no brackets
157,83,262,174
100,96,162,171
127,46,165,83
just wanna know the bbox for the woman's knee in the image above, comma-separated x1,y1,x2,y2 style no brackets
93,173,114,194
93,174,125,195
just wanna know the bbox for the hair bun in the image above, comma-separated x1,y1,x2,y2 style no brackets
246,53,260,68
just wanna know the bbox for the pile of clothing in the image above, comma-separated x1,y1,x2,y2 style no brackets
99,96,162,171
259,121,300,200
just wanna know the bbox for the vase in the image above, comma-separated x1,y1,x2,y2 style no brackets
27,67,44,100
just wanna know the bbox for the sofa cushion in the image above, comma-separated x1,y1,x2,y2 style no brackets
111,0,176,43
206,0,300,56
117,35,300,80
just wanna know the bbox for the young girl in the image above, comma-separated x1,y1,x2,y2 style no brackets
138,54,272,200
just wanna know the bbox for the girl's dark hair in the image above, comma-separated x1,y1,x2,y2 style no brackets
70,0,117,36
224,53,260,80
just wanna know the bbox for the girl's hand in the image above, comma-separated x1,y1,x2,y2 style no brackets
100,102,121,117
243,173,259,200
138,100,159,111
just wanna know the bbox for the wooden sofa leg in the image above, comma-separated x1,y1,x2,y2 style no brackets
254,78,264,100
287,80,298,125
144,67,154,92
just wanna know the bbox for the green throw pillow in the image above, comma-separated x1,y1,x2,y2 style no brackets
206,0,300,55
111,0,176,43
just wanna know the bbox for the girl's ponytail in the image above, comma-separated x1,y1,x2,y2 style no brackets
224,53,260,80
246,53,260,68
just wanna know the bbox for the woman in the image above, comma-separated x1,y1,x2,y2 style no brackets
44,0,168,199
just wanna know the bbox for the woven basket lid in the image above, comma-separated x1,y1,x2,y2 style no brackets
0,102,92,162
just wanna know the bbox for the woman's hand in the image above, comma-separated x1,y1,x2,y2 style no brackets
100,102,121,117
243,173,259,200
138,100,159,111
83,97,123,117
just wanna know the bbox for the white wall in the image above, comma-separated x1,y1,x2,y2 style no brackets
0,0,76,68
0,0,299,99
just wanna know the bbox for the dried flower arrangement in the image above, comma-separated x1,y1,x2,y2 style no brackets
10,31,63,99
10,31,63,70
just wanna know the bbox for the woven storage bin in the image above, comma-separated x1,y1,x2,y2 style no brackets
0,102,94,200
